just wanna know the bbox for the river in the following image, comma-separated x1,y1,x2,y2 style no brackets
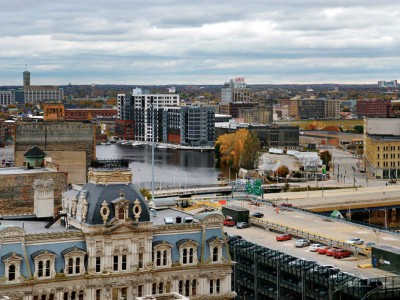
96,144,224,188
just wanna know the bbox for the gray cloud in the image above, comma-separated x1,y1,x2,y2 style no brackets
1,0,400,85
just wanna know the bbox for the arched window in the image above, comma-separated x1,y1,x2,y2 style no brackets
212,247,218,262
122,255,127,270
38,261,44,277
45,260,51,277
49,295,55,300
71,291,76,300
216,279,221,294
138,251,144,268
152,283,157,295
8,264,15,281
162,250,167,265
118,208,125,220
40,295,46,300
210,279,214,294
179,280,183,294
33,297,39,300
182,248,188,264
68,258,74,274
156,251,161,266
78,291,84,300
185,280,190,296
158,282,164,294
192,279,197,295
189,248,194,263
75,257,80,274
63,293,69,300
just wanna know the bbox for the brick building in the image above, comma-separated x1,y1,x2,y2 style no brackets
219,102,258,118
356,99,392,118
0,167,67,215
14,121,96,184
65,108,117,121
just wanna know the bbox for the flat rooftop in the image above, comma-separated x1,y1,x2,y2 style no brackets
150,208,195,225
0,167,59,175
0,219,70,234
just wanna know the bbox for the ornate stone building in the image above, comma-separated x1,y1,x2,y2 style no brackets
0,167,236,300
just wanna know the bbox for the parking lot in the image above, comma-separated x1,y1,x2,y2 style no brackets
224,224,390,279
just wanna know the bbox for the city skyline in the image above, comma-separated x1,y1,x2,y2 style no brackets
1,1,400,85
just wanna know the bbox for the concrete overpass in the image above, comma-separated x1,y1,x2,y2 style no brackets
266,185,400,227
154,184,283,198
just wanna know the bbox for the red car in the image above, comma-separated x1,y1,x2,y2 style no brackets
316,246,330,254
333,249,352,259
326,247,338,256
276,234,292,241
223,218,235,227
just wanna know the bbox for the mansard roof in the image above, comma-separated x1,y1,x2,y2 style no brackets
78,182,150,225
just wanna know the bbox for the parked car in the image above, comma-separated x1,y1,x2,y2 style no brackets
333,249,352,259
223,218,236,227
236,222,250,229
346,237,364,245
317,246,330,254
326,247,339,256
309,243,323,252
295,239,310,247
280,203,293,207
365,242,376,251
276,234,292,241
252,212,264,218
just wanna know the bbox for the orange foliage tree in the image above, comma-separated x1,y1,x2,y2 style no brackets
215,129,260,170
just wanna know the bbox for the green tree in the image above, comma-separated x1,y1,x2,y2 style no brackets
353,125,364,134
319,151,332,171
139,188,152,200
277,165,290,177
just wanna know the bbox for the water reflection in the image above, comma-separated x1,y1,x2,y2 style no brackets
96,144,220,187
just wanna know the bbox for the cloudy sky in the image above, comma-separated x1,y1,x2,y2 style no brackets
1,0,400,85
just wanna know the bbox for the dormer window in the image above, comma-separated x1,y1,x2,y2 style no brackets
111,189,131,222
118,207,125,220
152,241,173,268
2,253,23,283
62,247,86,276
176,239,199,266
206,236,225,264
31,250,57,279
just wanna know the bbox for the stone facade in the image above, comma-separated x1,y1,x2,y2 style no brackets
0,168,236,300
14,122,96,184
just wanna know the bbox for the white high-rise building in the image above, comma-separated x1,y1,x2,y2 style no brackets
132,88,180,142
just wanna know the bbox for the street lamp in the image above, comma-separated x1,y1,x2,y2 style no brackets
150,98,155,202
352,166,356,187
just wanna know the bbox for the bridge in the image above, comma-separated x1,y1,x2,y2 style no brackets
266,185,400,228
153,184,283,198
